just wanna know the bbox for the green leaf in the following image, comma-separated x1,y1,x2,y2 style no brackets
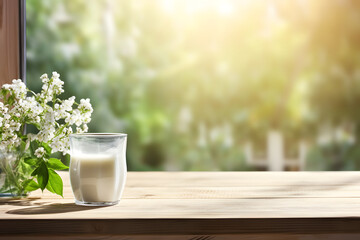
0,187,17,194
31,166,38,176
46,158,69,170
29,141,38,157
0,176,11,193
7,95,15,106
20,140,27,153
31,123,41,130
36,162,49,191
1,88,9,97
46,169,63,197
23,179,40,192
24,157,39,166
18,159,33,176
41,142,52,156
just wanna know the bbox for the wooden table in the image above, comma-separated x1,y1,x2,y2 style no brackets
1,172,360,239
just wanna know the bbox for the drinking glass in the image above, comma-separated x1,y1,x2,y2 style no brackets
69,133,127,206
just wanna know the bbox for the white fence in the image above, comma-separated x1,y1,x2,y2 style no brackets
244,130,308,171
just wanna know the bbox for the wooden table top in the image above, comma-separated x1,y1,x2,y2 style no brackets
2,171,360,239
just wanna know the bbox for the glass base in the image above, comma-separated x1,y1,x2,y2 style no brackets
0,192,28,198
75,199,119,206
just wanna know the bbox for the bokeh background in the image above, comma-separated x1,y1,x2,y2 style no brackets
26,0,360,171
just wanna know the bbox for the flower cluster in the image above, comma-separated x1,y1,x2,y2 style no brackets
0,71,93,197
0,72,93,155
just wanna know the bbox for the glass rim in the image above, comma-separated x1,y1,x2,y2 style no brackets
70,133,127,138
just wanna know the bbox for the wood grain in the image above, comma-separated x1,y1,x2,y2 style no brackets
0,0,20,85
2,235,360,240
2,171,360,239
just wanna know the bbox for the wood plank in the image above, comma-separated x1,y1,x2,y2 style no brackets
3,197,360,219
29,171,360,199
2,171,360,237
2,234,360,240
0,0,20,85
1,172,360,219
124,172,360,187
42,171,360,188
119,186,360,199
3,235,360,240
30,184,360,200
2,218,360,236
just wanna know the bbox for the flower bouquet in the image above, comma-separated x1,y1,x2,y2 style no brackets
0,72,93,197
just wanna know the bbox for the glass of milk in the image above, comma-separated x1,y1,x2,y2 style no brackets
69,133,127,206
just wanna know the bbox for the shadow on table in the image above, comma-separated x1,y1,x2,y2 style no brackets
0,197,43,206
5,202,107,215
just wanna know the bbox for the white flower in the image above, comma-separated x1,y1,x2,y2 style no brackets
54,96,75,120
76,124,89,134
34,147,45,158
78,98,93,113
7,79,27,99
66,127,73,135
62,96,75,111
44,110,55,124
40,73,48,80
65,108,90,127
82,124,88,132
27,133,38,142
38,72,64,101
52,71,60,79
52,78,64,95
50,133,70,155
0,71,92,154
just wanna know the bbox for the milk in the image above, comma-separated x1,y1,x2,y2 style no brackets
70,153,126,203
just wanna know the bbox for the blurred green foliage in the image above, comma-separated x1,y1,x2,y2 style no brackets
26,0,360,170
